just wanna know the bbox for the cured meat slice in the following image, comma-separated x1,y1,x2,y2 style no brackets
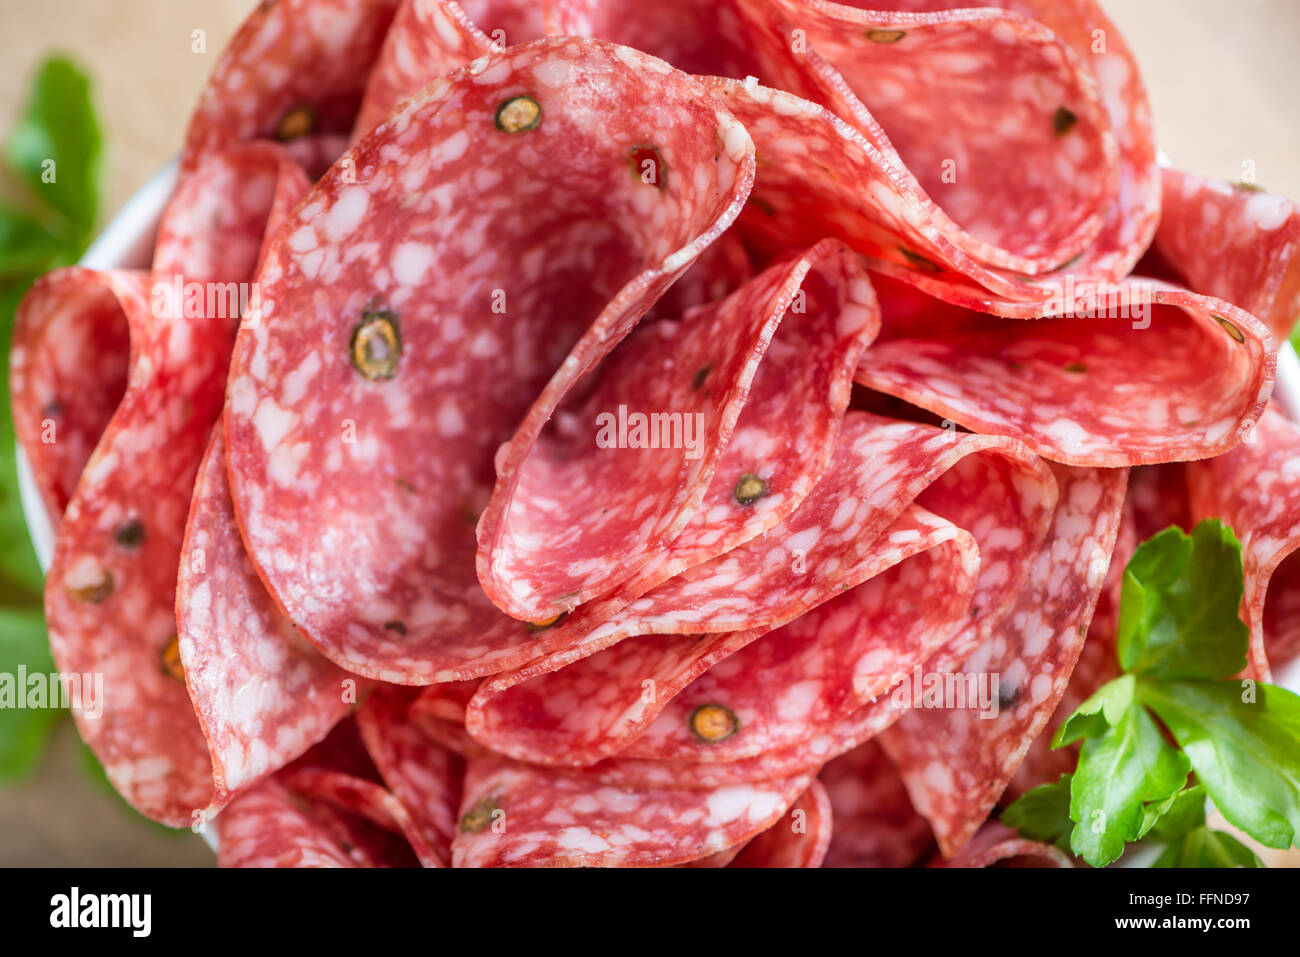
38,268,233,825
278,766,442,866
31,152,309,827
356,686,465,867
881,464,1128,857
765,0,1117,274
620,507,976,762
1187,406,1300,678
450,756,812,867
352,0,493,140
855,272,1274,465
838,0,1161,285
155,142,313,287
477,240,878,621
224,38,754,683
412,679,481,724
931,823,1072,868
9,268,135,521
729,780,832,867
820,740,932,867
1128,461,1192,540
180,0,400,174
1150,167,1300,341
176,430,357,805
547,0,774,78
216,779,356,868
1011,496,1135,796
468,412,1055,765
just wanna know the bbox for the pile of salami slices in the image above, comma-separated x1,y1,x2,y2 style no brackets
11,0,1300,868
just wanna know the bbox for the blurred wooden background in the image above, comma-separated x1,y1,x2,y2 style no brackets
0,0,1296,865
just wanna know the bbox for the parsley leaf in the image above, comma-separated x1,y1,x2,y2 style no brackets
1001,774,1073,853
0,605,59,780
1053,674,1135,747
0,55,102,779
1153,827,1263,868
5,56,101,244
1139,678,1300,850
1117,520,1248,679
1068,704,1189,867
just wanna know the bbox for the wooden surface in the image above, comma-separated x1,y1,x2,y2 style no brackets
0,0,1296,866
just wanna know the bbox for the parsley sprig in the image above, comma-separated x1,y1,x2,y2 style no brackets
1004,519,1300,867
0,55,101,779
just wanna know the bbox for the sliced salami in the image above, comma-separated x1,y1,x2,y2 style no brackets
729,780,833,868
477,240,878,621
931,822,1072,868
820,740,933,868
278,765,442,866
766,0,1118,274
467,412,1054,766
29,149,309,826
176,429,358,806
224,38,754,683
881,464,1128,857
1187,406,1300,678
856,273,1274,465
352,0,493,140
216,778,356,868
9,268,137,522
180,0,400,175
356,686,465,867
450,756,812,867
1150,167,1300,341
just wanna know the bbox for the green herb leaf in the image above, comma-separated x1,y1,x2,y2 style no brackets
1116,521,1249,679
1053,673,1135,748
1069,704,1190,867
0,605,60,779
1152,827,1263,868
1139,678,1300,850
1148,785,1208,840
1001,774,1073,852
6,56,101,243
0,206,65,278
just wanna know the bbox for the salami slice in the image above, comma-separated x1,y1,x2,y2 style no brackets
278,766,441,866
9,268,136,521
1150,167,1300,341
180,0,400,175
1187,406,1300,678
176,429,358,805
1011,495,1135,796
835,0,1161,285
450,756,812,867
155,143,313,286
765,0,1117,275
412,679,482,724
356,686,465,867
216,779,356,868
820,740,933,868
477,240,877,621
855,272,1274,465
467,411,1054,766
880,464,1128,857
547,0,773,78
30,149,310,826
931,822,1072,868
224,38,755,683
729,780,833,868
352,0,493,140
